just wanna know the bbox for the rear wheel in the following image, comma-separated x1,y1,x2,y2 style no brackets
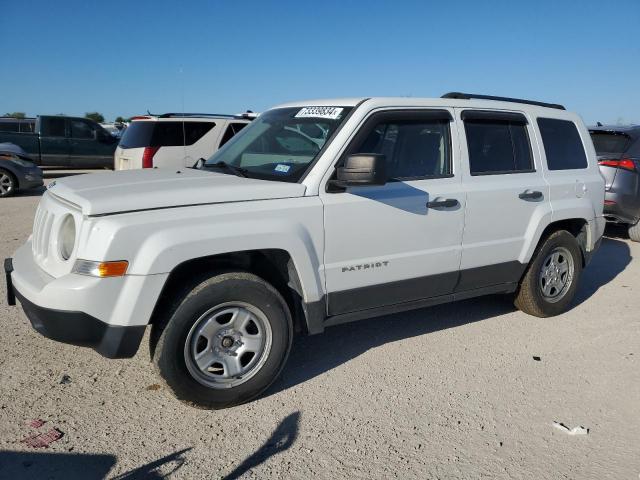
514,230,582,317
152,272,293,409
0,169,16,197
628,222,640,242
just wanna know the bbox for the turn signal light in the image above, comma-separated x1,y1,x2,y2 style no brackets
73,260,129,277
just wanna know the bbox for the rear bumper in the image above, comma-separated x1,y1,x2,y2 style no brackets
5,258,145,359
604,180,640,225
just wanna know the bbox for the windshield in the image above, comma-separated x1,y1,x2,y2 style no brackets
205,106,352,182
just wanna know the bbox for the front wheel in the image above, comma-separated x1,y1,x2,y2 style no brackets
152,272,293,409
514,230,582,317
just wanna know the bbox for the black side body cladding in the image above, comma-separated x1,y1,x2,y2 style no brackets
303,261,526,335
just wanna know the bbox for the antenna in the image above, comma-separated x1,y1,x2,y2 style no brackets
179,66,187,162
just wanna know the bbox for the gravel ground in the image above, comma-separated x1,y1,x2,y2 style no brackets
0,172,639,479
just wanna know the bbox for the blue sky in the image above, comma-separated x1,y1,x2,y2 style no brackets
2,0,638,124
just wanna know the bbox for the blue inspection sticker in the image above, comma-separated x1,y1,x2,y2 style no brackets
274,164,291,174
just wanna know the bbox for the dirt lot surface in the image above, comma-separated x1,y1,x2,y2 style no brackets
1,172,639,479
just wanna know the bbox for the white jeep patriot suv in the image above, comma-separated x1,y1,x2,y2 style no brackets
5,93,605,409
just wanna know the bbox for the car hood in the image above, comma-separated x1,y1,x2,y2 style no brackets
47,169,307,216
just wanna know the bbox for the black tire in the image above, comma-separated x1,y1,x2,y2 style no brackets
152,272,293,409
514,230,583,317
628,222,640,243
0,168,17,198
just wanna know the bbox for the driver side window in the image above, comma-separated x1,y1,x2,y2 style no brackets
352,117,452,180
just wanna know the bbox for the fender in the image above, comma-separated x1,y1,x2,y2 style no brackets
81,197,327,304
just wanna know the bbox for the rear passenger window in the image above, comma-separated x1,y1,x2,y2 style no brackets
464,115,533,175
353,120,451,179
219,123,248,147
183,122,216,145
537,118,587,170
40,118,66,137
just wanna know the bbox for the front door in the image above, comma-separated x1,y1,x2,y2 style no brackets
68,119,114,168
321,109,465,315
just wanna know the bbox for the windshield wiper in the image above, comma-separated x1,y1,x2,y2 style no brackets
203,160,249,178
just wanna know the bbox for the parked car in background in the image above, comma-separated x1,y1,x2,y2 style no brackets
0,116,118,169
114,112,255,170
100,122,127,138
0,143,43,197
590,125,640,241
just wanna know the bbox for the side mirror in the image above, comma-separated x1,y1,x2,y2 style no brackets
336,154,386,186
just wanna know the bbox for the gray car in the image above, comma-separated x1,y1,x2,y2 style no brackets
0,142,44,197
590,125,640,241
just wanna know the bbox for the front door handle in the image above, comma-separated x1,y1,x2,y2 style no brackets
427,198,459,209
518,190,543,201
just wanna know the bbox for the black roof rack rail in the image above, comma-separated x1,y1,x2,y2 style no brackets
157,113,236,119
441,92,565,110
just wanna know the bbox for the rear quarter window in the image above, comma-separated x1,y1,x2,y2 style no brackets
537,118,588,170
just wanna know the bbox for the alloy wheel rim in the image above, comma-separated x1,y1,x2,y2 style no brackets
538,246,574,303
184,302,272,389
0,173,13,195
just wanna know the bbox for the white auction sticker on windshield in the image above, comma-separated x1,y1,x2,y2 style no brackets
295,107,343,120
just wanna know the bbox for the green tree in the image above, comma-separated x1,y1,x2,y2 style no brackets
115,116,125,123
4,112,26,118
85,112,105,123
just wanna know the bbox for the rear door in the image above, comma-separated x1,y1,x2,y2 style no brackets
38,116,70,166
321,108,465,315
456,109,550,290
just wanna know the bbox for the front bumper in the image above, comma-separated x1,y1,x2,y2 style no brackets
20,168,44,191
5,257,145,358
5,242,168,358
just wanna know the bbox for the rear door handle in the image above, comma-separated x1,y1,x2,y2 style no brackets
518,190,543,200
427,198,459,209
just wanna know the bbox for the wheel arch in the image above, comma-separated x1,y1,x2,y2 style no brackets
525,217,589,267
147,249,313,351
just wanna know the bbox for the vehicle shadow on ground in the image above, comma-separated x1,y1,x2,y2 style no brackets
269,237,631,396
222,412,300,480
0,450,116,480
0,447,192,479
574,237,632,304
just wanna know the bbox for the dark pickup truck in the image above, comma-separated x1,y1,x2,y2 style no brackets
0,116,118,168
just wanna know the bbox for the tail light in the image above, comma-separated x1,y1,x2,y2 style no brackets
598,158,636,172
142,146,160,168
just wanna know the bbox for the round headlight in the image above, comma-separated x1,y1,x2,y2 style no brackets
59,214,76,261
